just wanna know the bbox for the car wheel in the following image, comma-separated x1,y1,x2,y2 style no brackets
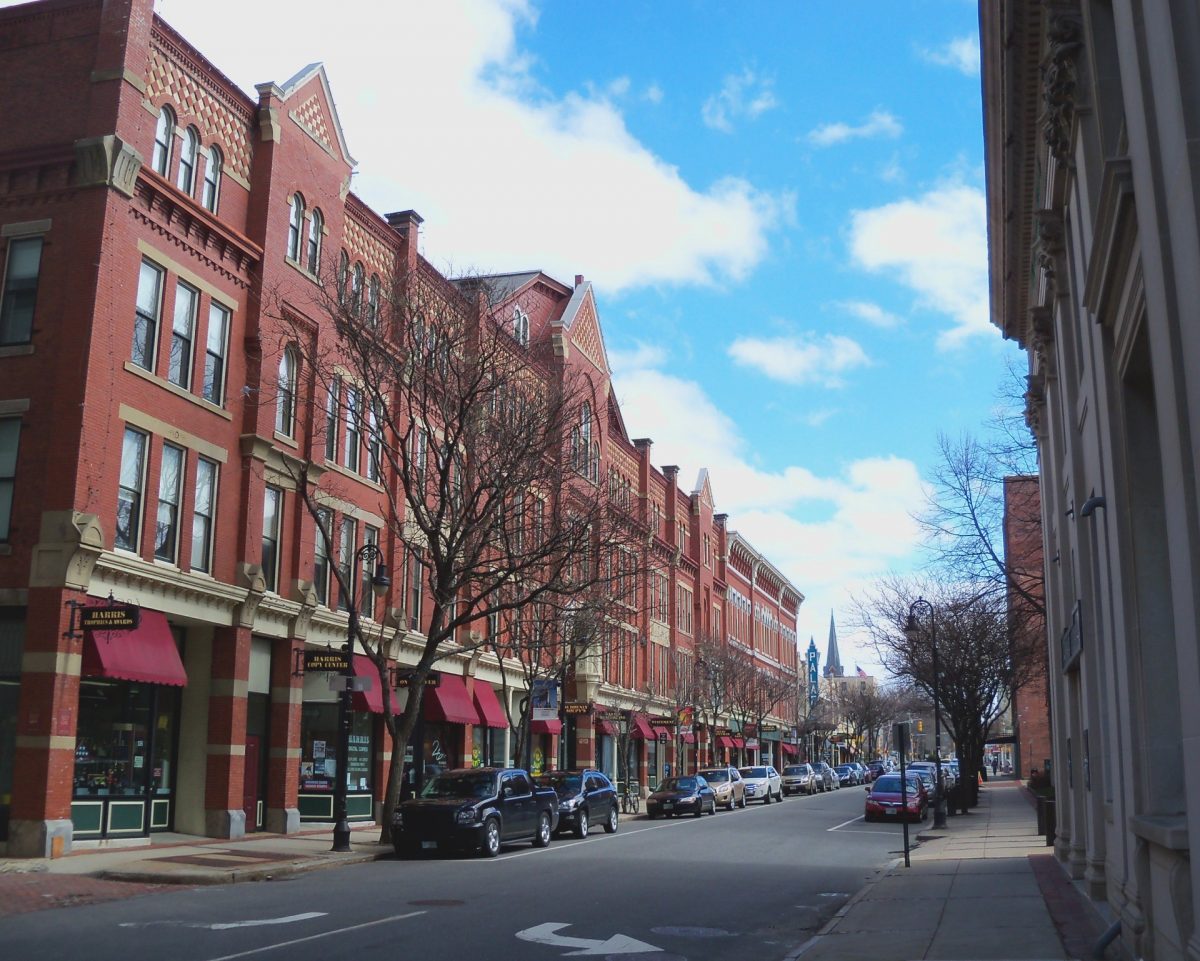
693,801,703,818
604,804,619,833
647,812,657,820
738,793,747,809
574,809,589,839
708,798,717,816
532,812,551,848
482,819,501,858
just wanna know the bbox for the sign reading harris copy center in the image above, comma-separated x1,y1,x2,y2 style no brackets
304,650,352,673
79,604,140,631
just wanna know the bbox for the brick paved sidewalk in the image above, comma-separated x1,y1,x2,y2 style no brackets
0,873,175,918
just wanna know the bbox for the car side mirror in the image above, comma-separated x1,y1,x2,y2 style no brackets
502,785,513,797
864,785,871,792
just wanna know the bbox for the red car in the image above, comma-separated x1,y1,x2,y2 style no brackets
863,772,928,822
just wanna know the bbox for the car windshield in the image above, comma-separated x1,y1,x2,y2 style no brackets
420,772,495,800
873,775,921,793
534,773,582,795
783,766,805,775
699,769,728,783
835,766,851,773
739,767,769,779
660,777,697,792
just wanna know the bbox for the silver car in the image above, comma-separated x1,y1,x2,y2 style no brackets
812,761,837,791
781,763,819,796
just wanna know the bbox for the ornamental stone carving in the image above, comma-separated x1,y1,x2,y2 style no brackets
72,135,143,197
1040,5,1084,168
1025,369,1048,442
1030,305,1058,380
1035,208,1065,299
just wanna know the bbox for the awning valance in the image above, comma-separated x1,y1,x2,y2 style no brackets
82,610,187,687
629,714,655,739
680,731,696,744
781,742,799,756
595,719,618,736
651,726,670,740
473,682,507,729
530,718,562,735
716,735,735,750
730,736,745,749
351,655,384,713
423,673,478,725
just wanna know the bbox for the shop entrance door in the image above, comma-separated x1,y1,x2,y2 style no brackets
243,735,261,831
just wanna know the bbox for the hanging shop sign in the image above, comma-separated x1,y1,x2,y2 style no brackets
80,604,140,631
531,679,559,721
304,650,351,672
393,670,441,688
563,702,591,715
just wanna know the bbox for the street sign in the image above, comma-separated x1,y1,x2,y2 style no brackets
304,650,351,672
80,604,140,631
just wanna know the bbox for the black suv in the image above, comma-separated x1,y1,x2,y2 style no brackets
392,768,559,858
534,769,619,838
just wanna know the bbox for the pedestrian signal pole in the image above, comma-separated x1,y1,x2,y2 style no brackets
894,721,911,867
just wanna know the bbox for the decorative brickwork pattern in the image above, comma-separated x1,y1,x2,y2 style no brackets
570,303,605,370
146,37,254,182
344,214,395,278
291,95,333,153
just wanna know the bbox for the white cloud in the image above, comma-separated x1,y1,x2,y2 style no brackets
803,408,838,428
702,68,779,133
644,83,664,105
839,300,903,329
727,334,870,387
154,0,784,294
848,181,990,347
920,36,980,76
608,341,668,372
612,366,926,674
807,109,902,147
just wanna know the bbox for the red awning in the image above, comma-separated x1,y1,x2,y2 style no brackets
82,610,187,686
472,682,507,729
423,673,479,725
530,718,562,735
350,655,384,713
595,719,618,736
651,726,670,740
629,714,655,739
781,742,799,756
731,736,745,749
680,731,696,744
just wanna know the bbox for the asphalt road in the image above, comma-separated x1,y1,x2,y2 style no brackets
0,783,918,961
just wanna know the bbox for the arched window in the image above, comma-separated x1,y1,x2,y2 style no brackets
591,442,600,483
176,126,199,194
351,263,364,315
201,145,222,212
513,307,529,346
276,348,297,437
368,275,380,326
152,106,175,176
306,209,323,274
571,427,581,469
337,250,349,304
287,194,305,261
579,403,592,475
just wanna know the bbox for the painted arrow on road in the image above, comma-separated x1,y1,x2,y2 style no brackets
516,922,660,956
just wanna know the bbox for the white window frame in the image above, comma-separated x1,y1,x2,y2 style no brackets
191,456,217,573
176,126,199,194
262,486,282,592
116,427,148,553
201,145,222,213
276,348,297,437
155,442,185,563
287,194,305,261
202,301,230,405
132,259,164,372
168,281,198,389
152,106,175,177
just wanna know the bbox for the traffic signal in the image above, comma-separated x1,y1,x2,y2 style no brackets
917,719,924,733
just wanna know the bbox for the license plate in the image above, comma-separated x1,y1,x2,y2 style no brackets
884,809,896,816
663,803,673,810
421,840,438,849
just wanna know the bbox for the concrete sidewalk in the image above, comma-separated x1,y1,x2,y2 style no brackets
790,779,1114,961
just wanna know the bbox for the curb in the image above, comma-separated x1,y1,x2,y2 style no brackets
783,855,906,960
94,849,392,886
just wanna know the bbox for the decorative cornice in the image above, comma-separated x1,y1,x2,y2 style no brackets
1039,5,1084,169
1034,208,1065,303
72,136,143,198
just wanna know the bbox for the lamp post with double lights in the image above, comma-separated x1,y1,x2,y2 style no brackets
332,543,390,852
904,597,947,829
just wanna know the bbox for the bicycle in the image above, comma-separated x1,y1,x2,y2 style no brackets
620,782,640,815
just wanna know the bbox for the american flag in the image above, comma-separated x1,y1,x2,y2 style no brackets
856,665,868,677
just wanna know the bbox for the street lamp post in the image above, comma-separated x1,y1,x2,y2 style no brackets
905,597,947,830
332,544,390,852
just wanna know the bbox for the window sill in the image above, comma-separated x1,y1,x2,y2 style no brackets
321,459,384,491
0,344,34,357
1129,814,1188,851
273,431,300,450
123,362,233,420
285,257,323,285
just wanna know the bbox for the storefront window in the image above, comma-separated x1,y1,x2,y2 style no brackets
75,681,153,796
299,703,373,792
472,726,502,768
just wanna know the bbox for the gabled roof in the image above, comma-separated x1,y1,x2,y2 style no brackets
276,62,356,168
557,281,612,374
692,468,715,510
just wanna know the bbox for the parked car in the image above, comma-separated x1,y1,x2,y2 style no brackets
851,762,871,783
392,768,558,858
866,761,887,781
863,772,928,823
781,763,820,796
812,761,837,792
534,769,619,838
697,767,747,810
834,764,859,786
738,765,783,804
646,775,718,818
907,767,936,797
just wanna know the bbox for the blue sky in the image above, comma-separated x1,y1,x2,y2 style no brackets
107,0,1020,675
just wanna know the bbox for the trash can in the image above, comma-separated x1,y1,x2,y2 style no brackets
1044,798,1056,846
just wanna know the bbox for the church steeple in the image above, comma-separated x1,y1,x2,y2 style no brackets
823,610,844,677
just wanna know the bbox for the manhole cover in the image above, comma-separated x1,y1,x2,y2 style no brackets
409,899,465,907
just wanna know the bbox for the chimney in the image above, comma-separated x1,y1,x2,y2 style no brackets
575,274,584,288
386,210,424,274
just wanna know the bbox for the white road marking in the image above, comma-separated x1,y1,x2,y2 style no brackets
120,912,327,931
827,814,866,831
197,911,425,961
516,922,661,956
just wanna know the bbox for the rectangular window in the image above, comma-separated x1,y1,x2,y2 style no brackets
342,386,359,472
202,302,230,405
0,418,19,540
366,401,381,482
338,517,356,611
132,260,164,371
168,282,198,389
191,457,217,572
0,236,43,345
325,378,340,462
361,526,379,618
414,428,428,489
407,548,423,632
313,508,332,606
116,427,148,552
154,442,184,562
262,486,281,591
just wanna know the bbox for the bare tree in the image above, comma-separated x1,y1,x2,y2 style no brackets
275,260,641,841
726,663,793,764
836,683,909,760
852,575,1042,805
693,633,735,769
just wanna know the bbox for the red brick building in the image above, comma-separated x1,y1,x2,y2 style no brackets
0,0,802,857
1003,475,1051,780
